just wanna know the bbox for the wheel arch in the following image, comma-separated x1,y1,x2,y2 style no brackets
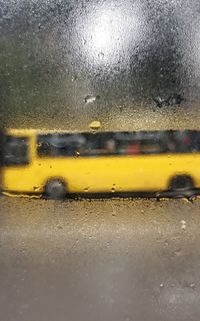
168,173,195,190
43,176,68,199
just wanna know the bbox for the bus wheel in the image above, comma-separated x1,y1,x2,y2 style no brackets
44,179,67,199
170,175,194,193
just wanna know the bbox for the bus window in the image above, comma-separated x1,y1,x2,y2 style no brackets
4,136,29,166
190,131,200,152
77,133,116,157
126,142,139,155
81,133,103,156
139,139,161,154
36,130,200,159
37,134,86,157
104,138,116,155
138,131,162,154
165,131,178,153
174,131,190,153
114,131,138,155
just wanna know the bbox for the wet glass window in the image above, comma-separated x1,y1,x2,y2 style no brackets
3,136,29,166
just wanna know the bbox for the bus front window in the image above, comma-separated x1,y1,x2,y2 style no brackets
4,136,29,166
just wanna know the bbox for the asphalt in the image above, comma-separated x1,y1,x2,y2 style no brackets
1,196,200,321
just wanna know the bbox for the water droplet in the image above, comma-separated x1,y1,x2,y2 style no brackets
71,75,77,82
84,95,100,104
174,248,182,256
111,184,116,193
89,121,101,130
181,220,186,230
153,96,165,108
166,94,183,106
98,52,105,58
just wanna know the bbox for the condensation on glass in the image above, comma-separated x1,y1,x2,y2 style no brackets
1,0,200,130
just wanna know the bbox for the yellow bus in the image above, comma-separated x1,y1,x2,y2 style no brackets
2,128,200,198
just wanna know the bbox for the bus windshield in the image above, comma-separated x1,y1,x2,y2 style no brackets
4,136,29,166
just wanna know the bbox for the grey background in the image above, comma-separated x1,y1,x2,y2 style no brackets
1,0,200,129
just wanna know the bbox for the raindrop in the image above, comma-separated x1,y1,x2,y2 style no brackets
153,94,183,108
188,195,196,203
174,248,182,256
153,96,165,108
89,121,101,130
84,95,100,104
164,240,169,246
98,52,105,58
71,75,78,82
166,94,183,106
181,220,186,230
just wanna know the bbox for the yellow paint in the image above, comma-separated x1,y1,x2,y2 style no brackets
3,129,200,195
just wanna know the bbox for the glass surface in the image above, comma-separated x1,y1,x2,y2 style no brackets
1,0,200,130
1,2,200,321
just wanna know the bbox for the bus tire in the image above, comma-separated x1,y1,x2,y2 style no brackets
44,179,67,199
170,175,194,193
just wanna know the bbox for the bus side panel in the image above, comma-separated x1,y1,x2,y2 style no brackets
3,154,200,194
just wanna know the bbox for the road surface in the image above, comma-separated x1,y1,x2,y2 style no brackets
1,196,200,321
